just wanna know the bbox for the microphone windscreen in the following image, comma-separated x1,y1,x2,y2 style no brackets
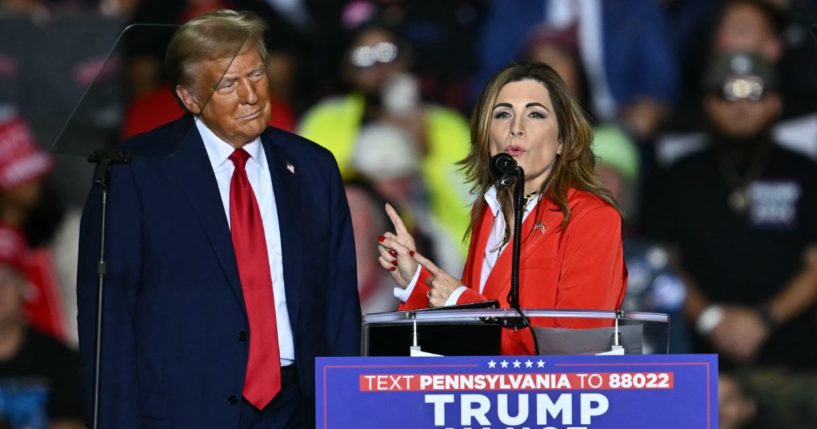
490,153,517,178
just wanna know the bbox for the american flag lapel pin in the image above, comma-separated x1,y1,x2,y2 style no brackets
534,223,546,234
286,162,295,174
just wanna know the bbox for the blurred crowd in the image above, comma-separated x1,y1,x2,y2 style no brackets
1,0,817,427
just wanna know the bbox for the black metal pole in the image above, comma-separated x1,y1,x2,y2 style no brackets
87,149,131,429
505,167,540,354
92,185,108,429
509,167,525,311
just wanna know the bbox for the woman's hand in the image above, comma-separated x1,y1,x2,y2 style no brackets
377,203,418,287
412,252,462,308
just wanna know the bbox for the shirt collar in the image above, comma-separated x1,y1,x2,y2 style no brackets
485,186,501,216
483,185,542,216
196,117,263,170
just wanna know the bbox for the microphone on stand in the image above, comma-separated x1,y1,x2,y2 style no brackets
488,153,533,335
490,153,517,187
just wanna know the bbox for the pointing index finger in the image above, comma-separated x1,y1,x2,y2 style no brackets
384,203,410,236
412,251,442,276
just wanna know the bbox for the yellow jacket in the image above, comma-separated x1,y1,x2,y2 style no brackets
298,93,472,255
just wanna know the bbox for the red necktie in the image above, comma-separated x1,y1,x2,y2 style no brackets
229,148,281,410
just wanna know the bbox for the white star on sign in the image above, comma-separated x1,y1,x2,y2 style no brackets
525,360,533,368
488,360,496,368
537,360,546,368
513,360,521,368
500,360,509,368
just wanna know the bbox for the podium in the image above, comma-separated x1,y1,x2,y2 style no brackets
317,354,718,428
362,308,670,356
334,310,718,429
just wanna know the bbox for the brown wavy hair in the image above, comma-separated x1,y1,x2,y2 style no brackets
461,61,618,242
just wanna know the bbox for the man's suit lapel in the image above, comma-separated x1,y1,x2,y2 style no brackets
261,132,303,330
166,122,245,308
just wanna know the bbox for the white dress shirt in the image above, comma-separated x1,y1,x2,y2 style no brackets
395,186,541,305
196,119,295,365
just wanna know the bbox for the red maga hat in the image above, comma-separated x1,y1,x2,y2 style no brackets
0,116,55,191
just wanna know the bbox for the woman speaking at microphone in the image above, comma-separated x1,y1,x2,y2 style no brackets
377,61,627,355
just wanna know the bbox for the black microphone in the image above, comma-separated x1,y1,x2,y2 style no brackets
490,153,518,187
490,153,517,176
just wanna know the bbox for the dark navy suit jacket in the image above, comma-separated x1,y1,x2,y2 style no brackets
76,116,361,428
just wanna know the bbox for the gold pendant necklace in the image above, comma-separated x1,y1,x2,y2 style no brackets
719,142,771,215
728,188,749,213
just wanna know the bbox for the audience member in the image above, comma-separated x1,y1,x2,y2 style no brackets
0,3,123,208
299,18,473,257
0,116,66,342
665,0,817,160
341,0,486,112
0,226,83,429
349,122,463,275
0,0,111,351
344,179,400,315
523,23,590,115
592,126,690,354
473,0,678,141
718,365,817,428
673,0,784,129
642,51,817,369
687,0,817,115
719,371,759,429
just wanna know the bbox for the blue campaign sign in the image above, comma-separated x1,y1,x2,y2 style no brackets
316,354,717,429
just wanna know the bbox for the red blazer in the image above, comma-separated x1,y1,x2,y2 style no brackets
400,189,628,355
